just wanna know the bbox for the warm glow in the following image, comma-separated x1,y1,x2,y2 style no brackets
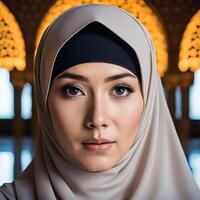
179,10,200,72
0,1,26,71
35,0,168,77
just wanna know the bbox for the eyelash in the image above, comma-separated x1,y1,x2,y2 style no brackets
60,83,134,97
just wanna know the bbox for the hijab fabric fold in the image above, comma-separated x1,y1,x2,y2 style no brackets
0,4,200,200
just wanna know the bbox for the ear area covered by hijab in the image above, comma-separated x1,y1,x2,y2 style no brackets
0,3,200,200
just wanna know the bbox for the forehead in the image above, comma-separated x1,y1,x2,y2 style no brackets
64,62,135,75
53,62,139,83
53,62,138,85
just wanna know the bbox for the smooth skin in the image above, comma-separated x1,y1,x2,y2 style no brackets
48,62,144,172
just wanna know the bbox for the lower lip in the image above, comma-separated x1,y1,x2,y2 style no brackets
82,142,114,151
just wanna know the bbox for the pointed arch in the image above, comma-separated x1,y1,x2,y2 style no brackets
36,0,168,77
179,10,200,72
0,1,26,71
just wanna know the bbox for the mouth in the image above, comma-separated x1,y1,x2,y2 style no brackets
82,138,115,151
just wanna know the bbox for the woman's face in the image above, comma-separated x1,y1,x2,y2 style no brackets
48,62,144,172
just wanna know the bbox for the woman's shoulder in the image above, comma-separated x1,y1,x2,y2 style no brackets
0,182,16,200
0,160,36,200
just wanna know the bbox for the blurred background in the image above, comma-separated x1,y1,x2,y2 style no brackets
0,0,200,187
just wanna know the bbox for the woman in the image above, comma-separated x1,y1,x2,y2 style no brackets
0,3,199,200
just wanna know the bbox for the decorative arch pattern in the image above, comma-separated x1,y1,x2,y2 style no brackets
0,1,26,71
36,0,168,77
179,10,200,72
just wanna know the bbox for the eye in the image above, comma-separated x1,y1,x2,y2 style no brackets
112,83,134,97
61,84,84,97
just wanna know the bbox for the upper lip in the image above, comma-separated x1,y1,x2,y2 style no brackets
82,138,115,144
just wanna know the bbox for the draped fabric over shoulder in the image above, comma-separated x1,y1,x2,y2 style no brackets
0,4,200,200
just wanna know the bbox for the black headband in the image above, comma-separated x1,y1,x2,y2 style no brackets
51,21,141,82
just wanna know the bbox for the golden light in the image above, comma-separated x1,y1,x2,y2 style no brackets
179,10,200,72
0,1,26,71
36,0,168,77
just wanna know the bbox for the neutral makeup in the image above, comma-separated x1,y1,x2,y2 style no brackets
48,62,144,172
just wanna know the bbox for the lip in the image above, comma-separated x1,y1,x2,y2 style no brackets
82,138,115,151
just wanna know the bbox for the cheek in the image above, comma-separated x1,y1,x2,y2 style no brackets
117,94,143,142
52,95,87,121
48,98,85,143
127,100,143,129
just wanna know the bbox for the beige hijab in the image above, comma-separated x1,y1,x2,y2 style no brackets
0,3,200,200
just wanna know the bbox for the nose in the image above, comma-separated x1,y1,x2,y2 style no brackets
85,94,110,130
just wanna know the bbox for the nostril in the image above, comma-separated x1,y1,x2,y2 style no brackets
86,121,108,129
87,122,95,128
86,121,96,129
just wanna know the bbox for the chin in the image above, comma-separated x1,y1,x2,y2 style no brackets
80,159,116,172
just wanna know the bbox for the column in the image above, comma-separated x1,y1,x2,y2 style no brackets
179,72,194,157
10,70,26,178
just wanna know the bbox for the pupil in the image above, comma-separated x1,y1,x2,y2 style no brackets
69,88,78,95
116,87,124,95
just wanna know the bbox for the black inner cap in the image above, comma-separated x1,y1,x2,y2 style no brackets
51,21,141,82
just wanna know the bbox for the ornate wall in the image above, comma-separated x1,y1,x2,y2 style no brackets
0,0,199,174
1,0,199,72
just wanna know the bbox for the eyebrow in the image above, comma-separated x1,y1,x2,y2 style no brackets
56,72,137,82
